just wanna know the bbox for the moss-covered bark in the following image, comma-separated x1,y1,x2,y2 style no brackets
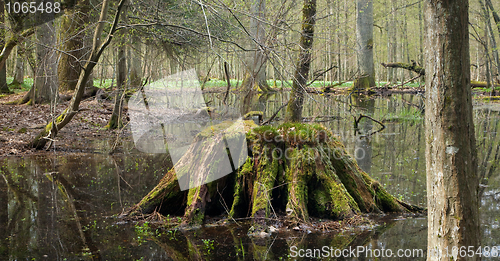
352,75,376,91
125,121,420,234
58,0,91,92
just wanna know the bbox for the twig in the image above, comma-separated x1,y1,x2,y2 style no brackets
201,58,216,91
223,61,231,105
354,114,386,137
386,74,422,89
261,100,290,125
306,65,337,87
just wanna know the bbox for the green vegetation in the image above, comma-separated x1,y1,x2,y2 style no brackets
6,77,33,93
94,78,114,89
384,107,423,122
2,77,424,96
201,239,215,255
473,85,500,92
134,222,152,245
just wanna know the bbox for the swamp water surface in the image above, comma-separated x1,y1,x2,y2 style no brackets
1,93,499,260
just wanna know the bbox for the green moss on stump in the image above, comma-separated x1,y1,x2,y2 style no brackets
125,121,420,232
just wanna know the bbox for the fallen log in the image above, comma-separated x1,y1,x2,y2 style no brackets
381,62,425,75
470,81,500,88
381,62,500,88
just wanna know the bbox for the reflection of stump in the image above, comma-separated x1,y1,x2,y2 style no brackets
124,121,420,232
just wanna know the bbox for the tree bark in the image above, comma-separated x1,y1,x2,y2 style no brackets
239,0,272,93
58,0,92,91
129,36,142,87
33,20,58,104
387,0,398,83
424,0,480,260
285,0,316,122
12,45,24,85
353,0,375,90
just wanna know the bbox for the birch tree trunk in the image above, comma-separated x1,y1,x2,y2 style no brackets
424,0,480,260
353,0,375,90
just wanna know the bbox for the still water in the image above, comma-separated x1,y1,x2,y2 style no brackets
0,93,499,260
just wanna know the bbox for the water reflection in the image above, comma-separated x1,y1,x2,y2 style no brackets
0,94,499,260
0,154,169,260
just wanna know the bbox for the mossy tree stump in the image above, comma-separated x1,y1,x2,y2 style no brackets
124,121,419,232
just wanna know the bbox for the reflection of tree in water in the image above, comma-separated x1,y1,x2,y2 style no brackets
0,157,99,259
147,219,402,260
0,159,40,259
0,155,170,260
353,96,375,174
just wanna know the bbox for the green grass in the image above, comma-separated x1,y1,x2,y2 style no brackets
376,81,423,88
201,79,240,89
94,78,114,89
384,107,424,122
473,86,500,92
6,77,113,92
3,76,423,94
6,77,33,93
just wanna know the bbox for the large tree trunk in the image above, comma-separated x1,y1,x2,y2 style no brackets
239,0,272,93
129,36,142,87
33,21,58,104
353,0,375,90
58,0,91,91
285,0,316,122
424,0,480,260
0,63,7,94
124,121,420,235
0,171,7,258
31,0,126,149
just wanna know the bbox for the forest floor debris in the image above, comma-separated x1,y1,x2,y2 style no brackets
0,91,132,157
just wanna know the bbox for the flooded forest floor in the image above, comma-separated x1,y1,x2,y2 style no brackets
1,87,500,260
1,86,499,156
